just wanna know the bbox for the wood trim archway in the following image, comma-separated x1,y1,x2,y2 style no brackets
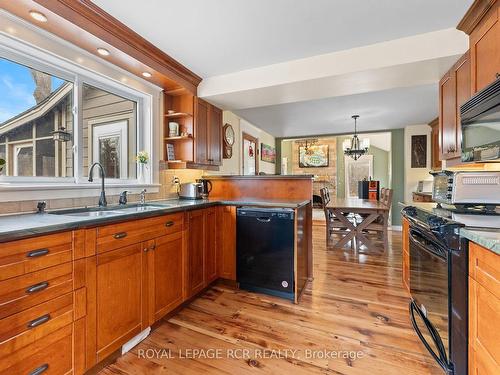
241,132,259,175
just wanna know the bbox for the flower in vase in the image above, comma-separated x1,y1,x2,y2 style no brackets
136,151,149,164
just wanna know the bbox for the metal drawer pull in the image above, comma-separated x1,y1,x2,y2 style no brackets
165,221,175,227
26,249,49,258
29,364,49,375
113,232,127,239
27,314,51,329
26,281,49,294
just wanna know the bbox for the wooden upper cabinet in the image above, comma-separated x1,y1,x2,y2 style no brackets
439,51,471,161
429,118,441,170
469,1,500,94
187,209,206,297
194,98,222,167
208,105,223,166
194,98,210,165
149,232,184,323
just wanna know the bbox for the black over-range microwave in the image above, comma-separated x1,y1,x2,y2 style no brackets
461,78,500,162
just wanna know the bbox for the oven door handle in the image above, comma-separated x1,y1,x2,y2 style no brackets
409,229,447,260
409,300,453,374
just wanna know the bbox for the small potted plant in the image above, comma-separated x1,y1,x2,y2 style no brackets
0,158,5,175
136,151,149,184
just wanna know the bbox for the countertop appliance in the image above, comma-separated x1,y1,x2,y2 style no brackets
178,182,203,200
402,206,467,375
431,170,500,206
236,207,295,301
197,179,212,198
461,78,500,162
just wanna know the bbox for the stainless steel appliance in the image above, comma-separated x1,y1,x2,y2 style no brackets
461,78,500,162
236,207,295,301
431,170,500,206
197,179,213,198
402,206,467,375
178,182,203,200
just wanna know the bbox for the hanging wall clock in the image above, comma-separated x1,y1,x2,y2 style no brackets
223,123,235,158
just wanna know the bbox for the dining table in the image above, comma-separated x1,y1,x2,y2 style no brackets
326,197,390,249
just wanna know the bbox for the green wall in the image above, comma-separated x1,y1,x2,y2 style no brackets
391,129,405,226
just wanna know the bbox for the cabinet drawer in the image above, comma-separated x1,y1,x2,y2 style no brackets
469,242,500,299
0,232,73,281
0,262,73,319
0,325,72,375
141,212,184,238
96,220,143,253
0,292,73,356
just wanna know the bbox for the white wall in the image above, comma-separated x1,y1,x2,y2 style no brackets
404,124,433,202
210,111,276,175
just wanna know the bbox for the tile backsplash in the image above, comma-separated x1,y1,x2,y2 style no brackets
0,169,205,215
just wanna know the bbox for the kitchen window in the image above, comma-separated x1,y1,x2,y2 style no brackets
0,52,151,187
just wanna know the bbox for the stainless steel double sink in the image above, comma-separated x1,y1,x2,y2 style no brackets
49,203,174,217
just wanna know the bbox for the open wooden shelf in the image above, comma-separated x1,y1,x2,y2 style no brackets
165,112,192,119
166,160,189,169
164,135,192,141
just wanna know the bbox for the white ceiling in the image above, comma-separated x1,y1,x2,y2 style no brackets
234,84,438,137
93,0,473,77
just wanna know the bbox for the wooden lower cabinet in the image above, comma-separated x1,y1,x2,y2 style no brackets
469,242,500,374
205,208,218,283
149,232,184,323
402,218,410,293
95,243,146,361
186,208,218,297
217,206,237,281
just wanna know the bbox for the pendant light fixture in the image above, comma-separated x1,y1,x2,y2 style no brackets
343,115,370,160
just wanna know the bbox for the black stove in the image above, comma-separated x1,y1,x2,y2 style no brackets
402,205,471,375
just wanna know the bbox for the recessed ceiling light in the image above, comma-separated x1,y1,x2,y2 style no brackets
142,72,152,78
29,10,47,23
97,48,110,56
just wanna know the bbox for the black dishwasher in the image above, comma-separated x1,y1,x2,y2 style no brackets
236,207,295,300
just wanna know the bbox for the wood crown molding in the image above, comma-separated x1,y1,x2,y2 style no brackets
457,0,497,34
34,0,202,92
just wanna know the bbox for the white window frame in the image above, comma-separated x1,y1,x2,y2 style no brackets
13,143,34,177
91,120,129,179
0,37,154,190
344,155,374,198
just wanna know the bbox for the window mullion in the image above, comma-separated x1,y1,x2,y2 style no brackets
74,77,84,184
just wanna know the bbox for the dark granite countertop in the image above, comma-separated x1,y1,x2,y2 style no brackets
0,198,310,243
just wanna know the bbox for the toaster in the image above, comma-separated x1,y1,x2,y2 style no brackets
178,182,203,199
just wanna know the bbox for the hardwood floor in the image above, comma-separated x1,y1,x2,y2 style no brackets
99,224,441,374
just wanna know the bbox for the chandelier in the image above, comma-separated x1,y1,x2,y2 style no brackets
296,138,318,155
343,115,370,160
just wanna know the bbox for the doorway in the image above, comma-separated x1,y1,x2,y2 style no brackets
242,132,259,175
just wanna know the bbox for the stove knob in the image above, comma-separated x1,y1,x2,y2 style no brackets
404,206,417,217
447,186,453,192
427,215,445,228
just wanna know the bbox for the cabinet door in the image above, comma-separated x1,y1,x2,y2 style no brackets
187,210,205,297
470,3,499,93
439,72,456,160
217,206,236,280
402,218,410,293
208,105,222,166
194,98,209,165
454,52,471,158
150,232,184,323
205,208,218,283
469,278,500,374
95,243,144,361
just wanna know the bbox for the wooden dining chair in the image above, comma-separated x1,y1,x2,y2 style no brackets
320,187,350,246
363,188,393,249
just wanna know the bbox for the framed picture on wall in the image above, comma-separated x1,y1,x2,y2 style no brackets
411,135,427,168
299,144,329,167
261,143,276,163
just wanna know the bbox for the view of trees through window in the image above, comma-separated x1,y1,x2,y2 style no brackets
0,58,73,177
0,58,138,180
